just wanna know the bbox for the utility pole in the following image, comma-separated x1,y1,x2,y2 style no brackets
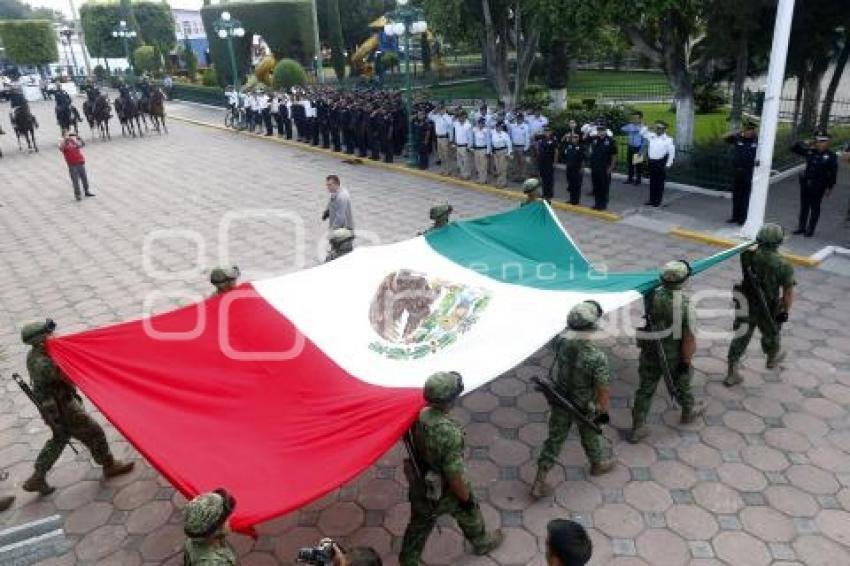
741,0,796,238
68,0,91,75
310,0,323,83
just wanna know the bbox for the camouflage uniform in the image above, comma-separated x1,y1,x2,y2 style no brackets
421,203,453,235
520,178,541,207
325,228,355,262
727,224,794,384
210,266,240,295
631,262,701,441
21,320,133,494
183,489,238,566
400,372,502,566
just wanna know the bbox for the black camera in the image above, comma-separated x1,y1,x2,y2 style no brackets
296,539,336,565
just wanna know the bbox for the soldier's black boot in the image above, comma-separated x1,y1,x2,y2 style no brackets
724,360,743,387
0,495,15,512
530,468,553,498
766,349,786,369
680,401,705,425
22,470,55,495
102,457,135,479
472,529,504,555
590,460,615,476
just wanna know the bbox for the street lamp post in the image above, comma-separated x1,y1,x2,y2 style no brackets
111,20,138,83
384,0,427,168
60,26,79,78
213,11,246,91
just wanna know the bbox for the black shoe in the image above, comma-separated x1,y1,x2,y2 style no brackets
626,178,633,184
792,228,806,235
805,231,814,237
726,218,738,223
84,192,95,197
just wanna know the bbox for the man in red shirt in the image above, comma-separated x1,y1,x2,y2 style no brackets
59,132,94,201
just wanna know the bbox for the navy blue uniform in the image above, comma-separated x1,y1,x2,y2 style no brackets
589,136,617,210
725,133,758,224
560,139,586,205
791,142,838,236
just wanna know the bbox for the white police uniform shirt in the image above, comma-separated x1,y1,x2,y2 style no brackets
471,127,490,151
453,120,472,146
430,112,453,139
528,115,547,138
509,122,531,150
226,90,238,106
490,130,512,156
646,132,676,166
270,96,280,114
256,95,269,111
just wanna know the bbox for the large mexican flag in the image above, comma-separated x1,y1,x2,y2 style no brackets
47,202,747,532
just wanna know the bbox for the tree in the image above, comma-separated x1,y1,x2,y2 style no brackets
183,37,198,81
134,1,176,56
272,58,308,89
80,2,139,59
605,0,705,148
0,20,58,66
0,0,61,21
324,0,346,80
133,45,161,74
819,27,850,131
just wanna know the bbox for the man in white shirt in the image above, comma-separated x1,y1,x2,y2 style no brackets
644,120,676,207
471,117,491,184
429,104,454,176
509,113,531,181
453,111,473,180
490,121,512,188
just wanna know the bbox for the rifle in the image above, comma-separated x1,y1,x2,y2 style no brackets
12,373,78,455
401,429,439,529
641,311,680,407
532,376,602,434
743,263,780,335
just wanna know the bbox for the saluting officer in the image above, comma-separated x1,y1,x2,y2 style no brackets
791,131,839,237
725,122,759,225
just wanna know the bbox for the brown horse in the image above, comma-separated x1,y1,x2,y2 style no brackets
114,90,144,138
144,87,168,134
10,101,39,152
83,90,112,140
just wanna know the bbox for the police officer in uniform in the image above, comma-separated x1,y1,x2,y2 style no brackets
725,122,759,224
183,488,238,565
629,261,703,443
411,110,432,170
326,228,355,262
791,132,839,237
537,125,558,202
531,302,614,498
726,224,794,385
210,266,240,295
559,132,585,205
20,319,135,495
399,372,504,566
589,124,617,211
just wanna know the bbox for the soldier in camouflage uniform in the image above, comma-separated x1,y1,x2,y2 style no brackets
399,371,503,565
326,228,355,262
210,266,240,295
521,178,541,207
531,302,614,498
421,203,453,235
21,319,134,495
183,488,238,565
726,223,795,386
629,261,703,443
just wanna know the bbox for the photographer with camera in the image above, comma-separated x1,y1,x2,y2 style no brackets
183,488,238,565
297,538,382,566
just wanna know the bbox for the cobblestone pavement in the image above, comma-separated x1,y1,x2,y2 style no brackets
0,99,849,565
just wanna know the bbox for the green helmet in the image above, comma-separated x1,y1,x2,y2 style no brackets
21,319,56,344
567,301,602,330
329,228,354,243
429,203,453,221
210,266,240,285
423,371,464,406
660,260,691,285
184,489,236,539
756,223,784,245
522,178,541,194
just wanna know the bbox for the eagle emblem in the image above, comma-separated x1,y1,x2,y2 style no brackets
368,269,492,360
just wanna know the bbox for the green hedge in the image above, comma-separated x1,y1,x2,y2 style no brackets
169,83,226,106
0,20,57,65
272,58,307,89
201,0,315,87
80,1,174,59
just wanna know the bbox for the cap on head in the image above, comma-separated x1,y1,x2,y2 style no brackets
655,120,668,129
743,121,757,130
21,319,56,344
423,371,464,406
184,489,236,539
429,203,453,221
660,260,692,285
756,223,784,245
567,301,603,330
522,178,541,194
814,130,831,142
210,266,240,285
329,228,354,243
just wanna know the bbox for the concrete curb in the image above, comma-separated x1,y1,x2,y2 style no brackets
670,227,819,268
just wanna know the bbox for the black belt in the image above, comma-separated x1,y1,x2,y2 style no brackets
455,144,467,147
492,147,507,152
437,135,449,138
473,146,487,150
513,145,525,148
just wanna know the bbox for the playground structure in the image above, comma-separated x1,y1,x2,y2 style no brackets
350,15,440,78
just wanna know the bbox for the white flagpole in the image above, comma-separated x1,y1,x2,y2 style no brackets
741,0,796,238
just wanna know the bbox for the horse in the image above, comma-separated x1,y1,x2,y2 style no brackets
10,99,39,152
114,88,144,138
82,88,112,141
143,87,168,134
54,90,81,136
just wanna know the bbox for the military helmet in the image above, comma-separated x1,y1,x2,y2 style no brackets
329,228,354,243
522,178,541,194
21,319,57,344
210,266,240,285
423,371,464,406
756,223,784,245
567,301,603,330
183,488,236,539
660,260,692,285
429,203,453,221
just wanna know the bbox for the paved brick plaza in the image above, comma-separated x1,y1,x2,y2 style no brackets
0,99,849,565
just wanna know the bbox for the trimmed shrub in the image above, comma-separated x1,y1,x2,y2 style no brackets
0,20,57,65
201,67,220,87
694,80,728,114
134,45,161,75
548,105,635,139
272,58,308,89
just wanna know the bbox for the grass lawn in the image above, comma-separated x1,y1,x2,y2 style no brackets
630,103,730,145
569,70,669,90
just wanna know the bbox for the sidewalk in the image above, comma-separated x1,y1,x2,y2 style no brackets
166,100,850,264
